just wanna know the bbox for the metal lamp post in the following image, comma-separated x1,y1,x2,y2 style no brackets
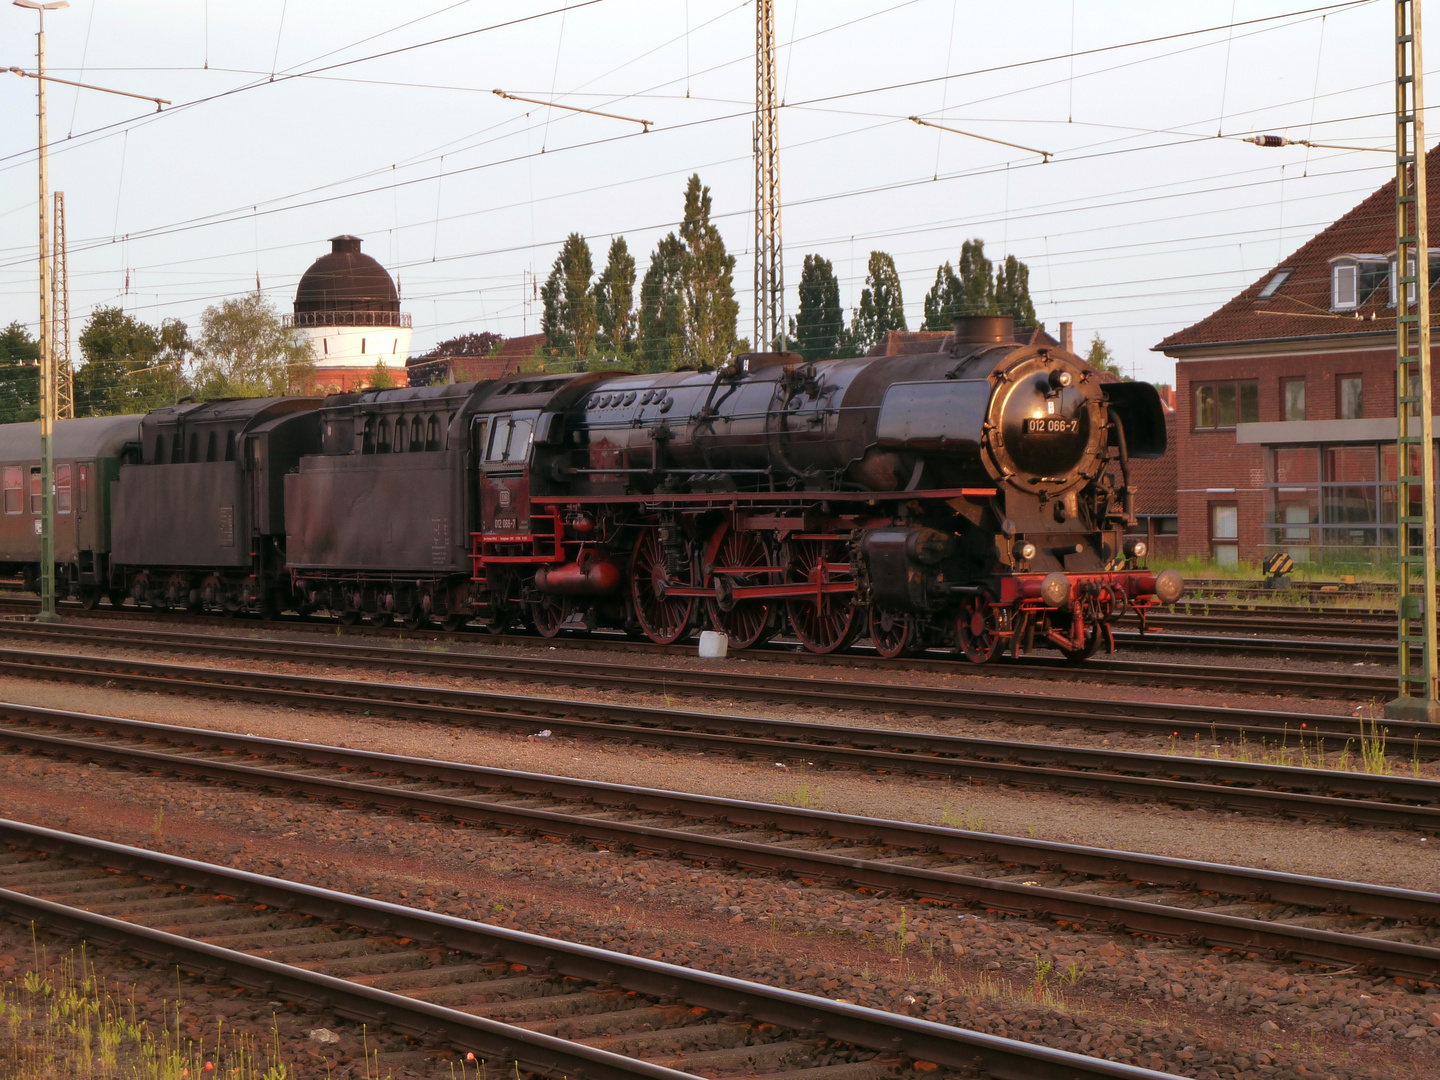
14,0,67,623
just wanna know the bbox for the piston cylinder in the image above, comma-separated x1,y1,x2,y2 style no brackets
534,551,622,596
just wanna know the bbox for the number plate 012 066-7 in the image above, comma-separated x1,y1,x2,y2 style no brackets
1024,418,1079,434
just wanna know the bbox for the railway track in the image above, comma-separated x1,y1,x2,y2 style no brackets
3,702,1438,982
0,610,1398,703
1,645,1438,828
0,819,1185,1080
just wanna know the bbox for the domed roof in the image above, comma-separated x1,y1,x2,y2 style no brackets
294,235,399,314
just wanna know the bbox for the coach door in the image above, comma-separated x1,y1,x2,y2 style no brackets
479,412,534,539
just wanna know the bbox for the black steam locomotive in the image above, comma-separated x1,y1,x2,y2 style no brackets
0,314,1181,661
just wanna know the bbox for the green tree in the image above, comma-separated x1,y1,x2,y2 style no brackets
993,254,1036,326
679,174,738,369
851,252,907,353
0,322,40,423
541,233,598,358
190,292,314,399
637,233,688,369
74,306,175,416
921,263,962,329
956,238,996,316
792,254,844,363
593,237,637,356
1085,332,1127,379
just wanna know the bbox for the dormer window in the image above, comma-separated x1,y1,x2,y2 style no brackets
1387,249,1440,307
1330,254,1387,311
1258,268,1292,298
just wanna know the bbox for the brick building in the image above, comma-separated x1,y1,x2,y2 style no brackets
1154,146,1440,567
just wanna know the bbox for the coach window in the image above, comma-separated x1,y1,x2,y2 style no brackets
55,465,71,514
426,415,440,451
2,467,20,514
29,467,41,514
1210,504,1239,566
1193,380,1258,430
78,464,88,512
1338,375,1363,420
410,415,423,451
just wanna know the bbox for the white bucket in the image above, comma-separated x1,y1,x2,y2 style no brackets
698,630,729,659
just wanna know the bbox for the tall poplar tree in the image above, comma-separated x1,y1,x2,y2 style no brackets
678,174,738,369
851,251,907,352
921,263,962,329
637,233,688,369
993,253,1036,326
540,233,598,357
792,254,844,362
593,237,637,356
956,238,996,316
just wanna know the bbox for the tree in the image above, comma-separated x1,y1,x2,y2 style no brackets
1085,333,1127,379
993,254,1036,326
367,360,397,390
541,233,598,357
678,174,738,369
74,306,175,416
0,322,40,423
956,238,996,316
637,233,688,369
593,237,637,356
792,254,844,363
851,251,907,353
190,292,314,399
921,263,962,329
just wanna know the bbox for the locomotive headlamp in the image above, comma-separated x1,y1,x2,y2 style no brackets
1047,369,1073,391
1013,541,1037,561
1039,571,1071,607
1124,539,1148,559
1154,568,1185,605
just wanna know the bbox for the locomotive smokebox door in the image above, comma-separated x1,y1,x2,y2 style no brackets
480,412,536,538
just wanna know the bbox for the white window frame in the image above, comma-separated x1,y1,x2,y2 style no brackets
1332,263,1358,310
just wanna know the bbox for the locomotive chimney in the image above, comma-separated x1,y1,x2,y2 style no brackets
1059,321,1073,352
949,314,1015,345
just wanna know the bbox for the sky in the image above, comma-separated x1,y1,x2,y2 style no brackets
0,0,1419,384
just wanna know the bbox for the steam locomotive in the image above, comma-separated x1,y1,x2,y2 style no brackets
0,314,1182,661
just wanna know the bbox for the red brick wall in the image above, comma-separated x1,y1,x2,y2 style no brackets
1174,347,1405,561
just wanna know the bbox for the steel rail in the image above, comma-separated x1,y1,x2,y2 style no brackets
1,647,1439,830
0,818,1184,1080
2,702,1437,980
0,623,1418,754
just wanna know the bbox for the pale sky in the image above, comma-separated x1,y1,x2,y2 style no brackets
0,0,1415,384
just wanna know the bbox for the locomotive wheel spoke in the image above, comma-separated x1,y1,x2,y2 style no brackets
630,529,693,645
869,607,917,659
784,539,858,655
530,593,565,638
956,597,1001,664
704,526,775,650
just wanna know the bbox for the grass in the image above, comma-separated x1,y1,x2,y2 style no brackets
788,781,821,810
1164,719,1425,778
940,805,985,832
0,939,296,1080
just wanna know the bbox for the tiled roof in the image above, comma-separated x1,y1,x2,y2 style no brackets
1156,145,1440,351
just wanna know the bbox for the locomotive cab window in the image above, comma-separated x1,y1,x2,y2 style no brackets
485,414,535,463
2,467,19,514
55,465,71,514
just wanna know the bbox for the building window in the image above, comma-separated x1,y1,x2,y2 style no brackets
361,338,367,354
1258,268,1292,298
55,465,71,514
1332,264,1358,310
1194,381,1258,430
1210,503,1239,566
1338,375,1362,420
2,467,20,514
1282,378,1306,422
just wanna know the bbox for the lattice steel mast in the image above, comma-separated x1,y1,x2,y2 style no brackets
753,0,784,355
1388,0,1440,721
52,190,72,420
